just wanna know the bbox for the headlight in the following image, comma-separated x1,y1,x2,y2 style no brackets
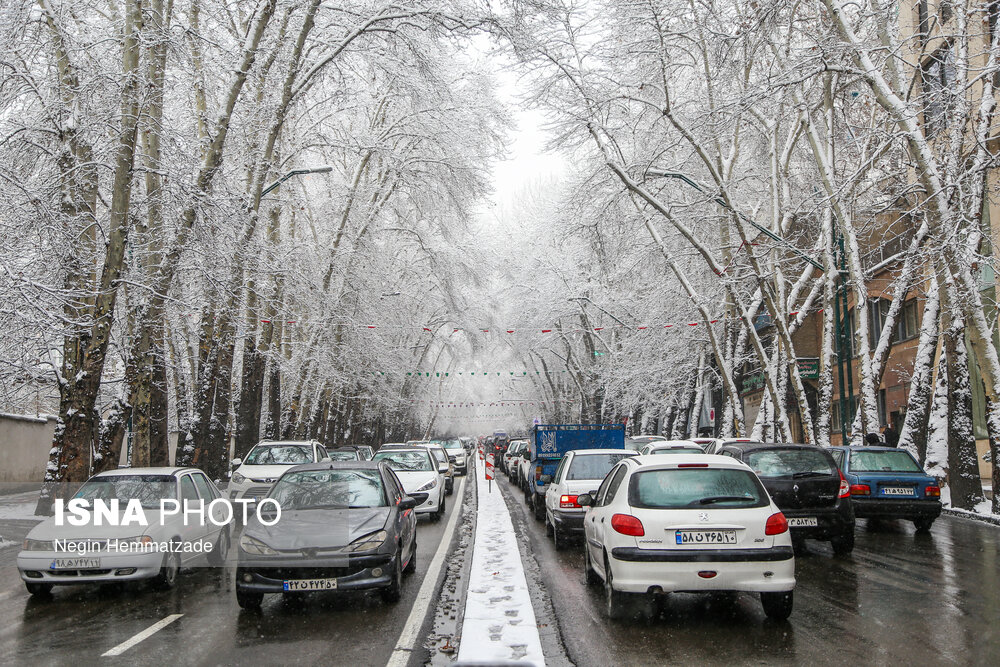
231,472,247,485
341,530,387,553
239,535,278,555
416,479,438,492
22,539,54,552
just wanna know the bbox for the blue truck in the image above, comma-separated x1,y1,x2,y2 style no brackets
522,424,626,520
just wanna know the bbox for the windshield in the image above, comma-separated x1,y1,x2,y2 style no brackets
327,450,360,461
850,450,923,473
268,469,386,509
746,449,836,477
245,444,314,465
373,450,433,472
444,439,463,449
74,475,176,509
567,453,631,480
630,468,767,509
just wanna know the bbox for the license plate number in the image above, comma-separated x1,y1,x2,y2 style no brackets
788,517,818,527
282,578,337,591
882,487,913,496
675,530,737,545
51,558,100,570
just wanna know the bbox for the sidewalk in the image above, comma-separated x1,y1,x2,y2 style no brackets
456,463,545,665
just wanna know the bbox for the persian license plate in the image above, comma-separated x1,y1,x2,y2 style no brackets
882,487,913,496
675,530,737,545
788,517,818,527
283,578,337,591
51,558,100,570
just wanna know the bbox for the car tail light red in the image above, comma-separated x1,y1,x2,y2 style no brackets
850,484,871,496
611,513,645,536
838,471,850,498
677,463,709,468
765,512,788,535
925,486,941,497
560,494,580,508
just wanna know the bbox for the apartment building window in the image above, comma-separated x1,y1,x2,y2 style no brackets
868,298,891,345
894,300,920,341
923,46,956,138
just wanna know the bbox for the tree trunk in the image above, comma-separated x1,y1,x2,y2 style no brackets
899,278,940,464
943,316,985,510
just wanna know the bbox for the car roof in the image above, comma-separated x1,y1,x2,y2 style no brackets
840,445,913,453
723,442,828,452
629,454,753,471
252,440,318,447
95,467,196,477
648,442,704,449
569,448,638,455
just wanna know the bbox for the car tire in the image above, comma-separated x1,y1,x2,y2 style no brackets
236,589,263,610
208,529,230,566
404,539,417,574
584,548,601,586
25,582,52,597
544,511,553,536
532,493,545,521
432,492,445,521
760,590,794,620
446,480,454,496
831,532,855,556
380,553,403,603
552,520,566,551
151,551,181,591
913,518,935,532
604,556,629,621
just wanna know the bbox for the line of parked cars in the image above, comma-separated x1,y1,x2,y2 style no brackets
498,431,942,621
17,437,473,610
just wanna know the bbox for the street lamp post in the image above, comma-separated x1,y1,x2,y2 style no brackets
259,165,333,201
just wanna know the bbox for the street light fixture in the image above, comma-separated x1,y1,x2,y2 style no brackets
260,165,333,199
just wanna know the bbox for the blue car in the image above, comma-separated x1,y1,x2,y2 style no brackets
827,446,941,532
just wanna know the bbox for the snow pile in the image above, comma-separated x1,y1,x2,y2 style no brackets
0,491,45,522
940,486,999,521
456,469,545,666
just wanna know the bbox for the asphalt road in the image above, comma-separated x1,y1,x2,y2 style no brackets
0,478,468,667
497,474,1000,667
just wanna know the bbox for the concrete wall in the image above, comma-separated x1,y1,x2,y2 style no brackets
0,413,56,484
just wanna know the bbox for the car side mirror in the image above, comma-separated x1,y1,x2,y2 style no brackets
539,474,553,484
400,494,424,510
438,464,449,474
577,494,594,507
231,458,242,468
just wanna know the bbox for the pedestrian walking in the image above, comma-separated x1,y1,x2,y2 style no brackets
883,420,899,448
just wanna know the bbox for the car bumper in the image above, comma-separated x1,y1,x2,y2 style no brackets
607,545,795,594
236,553,394,594
782,503,855,539
18,551,165,584
551,510,586,533
850,498,942,520
414,489,441,514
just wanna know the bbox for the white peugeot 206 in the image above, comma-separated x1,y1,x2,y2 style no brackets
579,454,795,620
372,448,446,521
18,467,231,597
228,440,329,503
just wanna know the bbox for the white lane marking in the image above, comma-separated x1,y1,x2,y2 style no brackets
101,614,183,657
386,476,467,667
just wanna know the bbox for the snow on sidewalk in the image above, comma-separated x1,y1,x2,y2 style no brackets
0,491,43,522
457,464,545,666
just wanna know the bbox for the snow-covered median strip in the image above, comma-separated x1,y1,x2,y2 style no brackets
457,468,544,666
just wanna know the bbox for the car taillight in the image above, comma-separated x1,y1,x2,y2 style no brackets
925,486,941,497
850,484,871,496
611,513,645,536
678,463,709,468
765,512,788,535
535,465,543,480
559,494,580,508
838,471,850,498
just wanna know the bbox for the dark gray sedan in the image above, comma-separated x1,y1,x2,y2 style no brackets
235,461,425,609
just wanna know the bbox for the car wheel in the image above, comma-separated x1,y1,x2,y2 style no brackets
831,532,855,556
552,520,566,551
380,553,403,603
446,480,454,496
532,493,545,521
544,511,553,536
760,590,794,620
25,582,52,597
404,539,417,574
604,556,628,620
208,529,230,566
584,548,601,586
913,518,935,532
151,551,181,591
236,589,263,610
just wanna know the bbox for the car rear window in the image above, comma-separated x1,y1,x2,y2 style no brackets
566,453,631,480
850,450,923,473
630,468,767,509
746,449,836,477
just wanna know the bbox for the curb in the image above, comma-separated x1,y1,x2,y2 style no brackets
942,507,1000,527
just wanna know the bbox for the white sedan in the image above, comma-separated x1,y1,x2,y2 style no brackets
228,440,329,502
579,455,795,620
637,440,706,456
372,448,446,520
18,467,231,596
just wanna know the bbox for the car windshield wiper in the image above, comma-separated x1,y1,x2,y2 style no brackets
792,471,832,479
690,495,756,506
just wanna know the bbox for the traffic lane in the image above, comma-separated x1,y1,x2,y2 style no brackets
0,482,467,666
500,478,1000,666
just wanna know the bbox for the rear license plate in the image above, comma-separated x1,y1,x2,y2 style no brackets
675,530,737,545
788,517,818,527
283,578,337,591
881,487,913,496
51,558,100,570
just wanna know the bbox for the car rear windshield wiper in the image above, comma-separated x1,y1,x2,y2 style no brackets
791,471,833,479
690,495,756,505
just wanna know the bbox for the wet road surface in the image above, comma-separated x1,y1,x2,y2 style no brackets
0,479,467,667
498,476,1000,667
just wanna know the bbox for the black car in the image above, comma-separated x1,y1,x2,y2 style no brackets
235,461,426,609
718,443,856,555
